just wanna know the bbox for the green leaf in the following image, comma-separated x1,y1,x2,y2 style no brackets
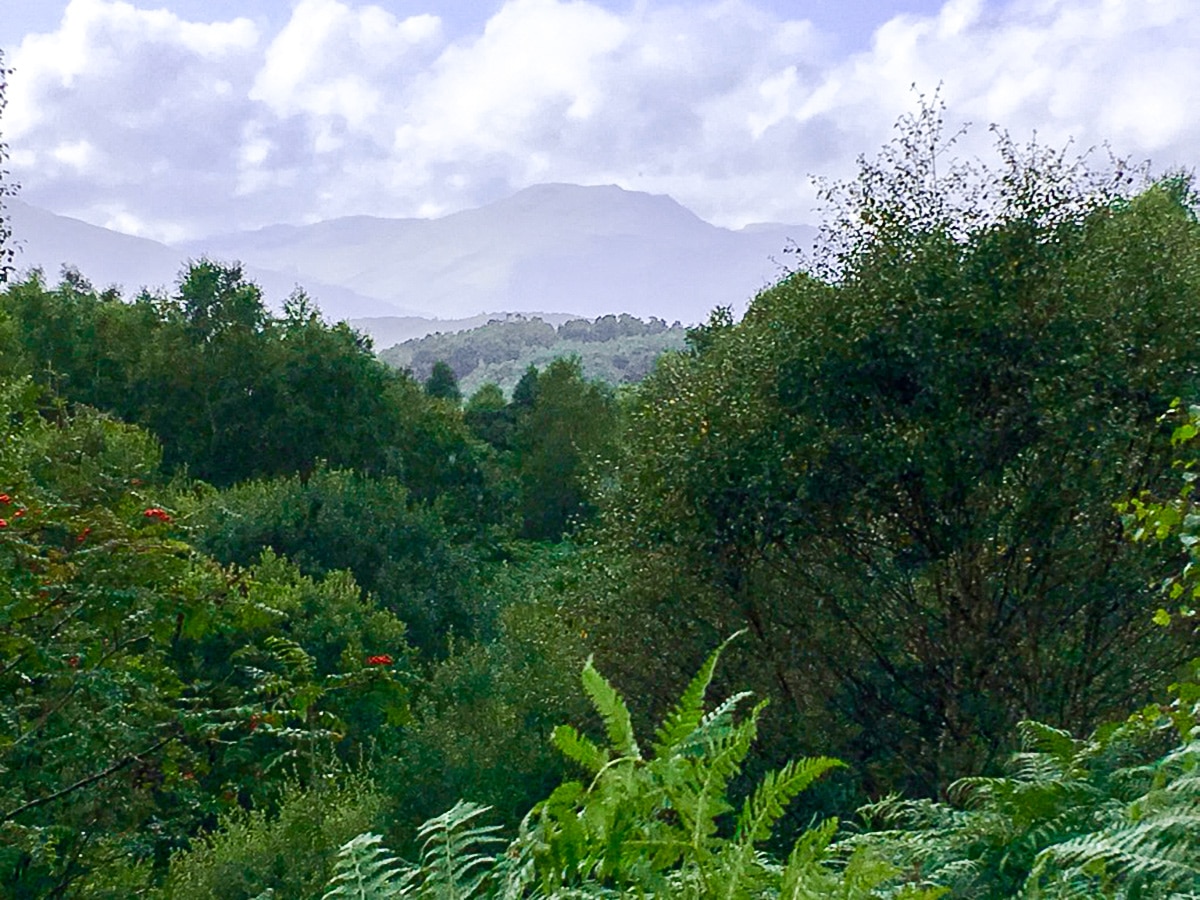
580,655,640,759
552,724,609,775
653,630,745,756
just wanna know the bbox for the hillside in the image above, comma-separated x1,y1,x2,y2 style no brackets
379,312,688,395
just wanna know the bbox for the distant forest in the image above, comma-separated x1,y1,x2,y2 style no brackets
379,313,687,395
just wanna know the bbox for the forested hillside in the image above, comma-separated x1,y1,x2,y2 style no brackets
1,82,1198,899
378,313,688,396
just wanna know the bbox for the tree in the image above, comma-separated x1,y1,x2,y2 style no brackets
1,50,16,284
0,378,411,894
0,264,490,496
464,382,513,450
515,358,616,541
186,467,485,657
424,360,462,402
595,103,1199,796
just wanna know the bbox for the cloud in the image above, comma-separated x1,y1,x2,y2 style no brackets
5,0,1199,241
7,0,262,240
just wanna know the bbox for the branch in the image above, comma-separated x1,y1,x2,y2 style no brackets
0,732,176,823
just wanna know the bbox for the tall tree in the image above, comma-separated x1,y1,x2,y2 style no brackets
425,359,462,402
596,105,1199,795
0,49,16,284
516,358,616,541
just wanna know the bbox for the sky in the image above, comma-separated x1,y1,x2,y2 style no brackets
1,0,1196,243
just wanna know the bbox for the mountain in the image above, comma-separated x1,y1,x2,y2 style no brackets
178,184,814,327
6,184,815,342
4,200,418,321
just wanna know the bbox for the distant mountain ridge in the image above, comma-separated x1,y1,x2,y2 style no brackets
6,184,814,342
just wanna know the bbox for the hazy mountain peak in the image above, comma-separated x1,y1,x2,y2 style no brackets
9,184,815,326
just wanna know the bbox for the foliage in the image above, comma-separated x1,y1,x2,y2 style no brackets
159,773,387,900
324,802,503,900
0,378,410,893
848,666,1200,898
383,565,591,834
0,263,488,501
515,358,617,541
426,361,463,403
380,314,686,397
324,637,940,900
0,378,229,893
595,101,1200,794
184,467,486,657
1119,402,1200,638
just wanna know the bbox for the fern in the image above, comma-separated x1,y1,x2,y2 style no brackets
579,656,639,760
735,757,845,847
551,724,608,776
708,757,845,899
417,801,505,900
323,833,410,900
846,673,1200,899
652,630,746,756
321,636,862,900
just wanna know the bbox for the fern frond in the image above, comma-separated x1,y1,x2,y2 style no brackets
552,724,609,775
1030,809,1200,892
323,833,412,900
1017,720,1082,765
735,757,844,848
676,692,755,758
580,656,640,759
417,800,505,900
779,817,839,899
670,699,764,854
652,630,745,756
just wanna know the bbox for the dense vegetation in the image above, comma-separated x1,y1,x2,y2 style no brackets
379,313,687,396
1,88,1198,898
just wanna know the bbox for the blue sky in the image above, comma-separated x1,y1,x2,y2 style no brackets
1,1,952,55
2,0,1196,242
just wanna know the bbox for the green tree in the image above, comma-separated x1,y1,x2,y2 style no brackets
0,264,490,499
425,360,462,403
596,105,1199,795
515,358,616,541
185,467,486,657
464,382,511,450
0,379,410,894
510,364,540,410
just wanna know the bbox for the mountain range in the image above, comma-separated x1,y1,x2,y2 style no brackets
5,184,814,346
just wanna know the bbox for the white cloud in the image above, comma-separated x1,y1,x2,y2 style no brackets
51,139,97,171
5,0,1199,240
250,0,441,128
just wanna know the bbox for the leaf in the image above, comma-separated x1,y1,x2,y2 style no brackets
652,630,745,756
580,655,640,759
734,757,844,847
322,833,412,900
552,724,609,775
